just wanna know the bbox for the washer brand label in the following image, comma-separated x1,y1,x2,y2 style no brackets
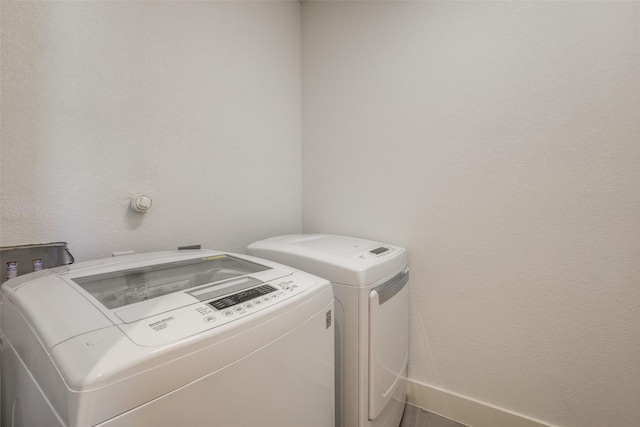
149,316,175,331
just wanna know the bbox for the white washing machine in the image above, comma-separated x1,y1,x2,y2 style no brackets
248,234,409,427
0,250,334,427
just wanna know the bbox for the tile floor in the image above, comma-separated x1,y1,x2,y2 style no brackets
400,404,469,427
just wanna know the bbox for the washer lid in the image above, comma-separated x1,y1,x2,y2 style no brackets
3,251,297,350
248,234,407,287
72,254,269,310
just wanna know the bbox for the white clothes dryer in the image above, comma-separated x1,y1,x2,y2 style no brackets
0,250,334,427
248,234,409,427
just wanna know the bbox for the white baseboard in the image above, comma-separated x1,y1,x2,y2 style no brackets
406,379,557,427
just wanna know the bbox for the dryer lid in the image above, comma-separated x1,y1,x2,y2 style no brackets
248,234,407,287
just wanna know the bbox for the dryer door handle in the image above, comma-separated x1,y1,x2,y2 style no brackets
371,268,409,305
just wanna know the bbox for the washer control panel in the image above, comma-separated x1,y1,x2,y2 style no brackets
207,281,300,321
119,276,310,347
208,285,276,310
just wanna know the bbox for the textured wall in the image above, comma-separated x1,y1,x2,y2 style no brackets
302,2,640,426
1,1,302,260
3,2,640,426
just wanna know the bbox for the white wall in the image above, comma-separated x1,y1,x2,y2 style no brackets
3,2,639,426
302,2,640,427
1,1,302,260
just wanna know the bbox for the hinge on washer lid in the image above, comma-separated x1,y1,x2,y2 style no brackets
178,244,202,250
